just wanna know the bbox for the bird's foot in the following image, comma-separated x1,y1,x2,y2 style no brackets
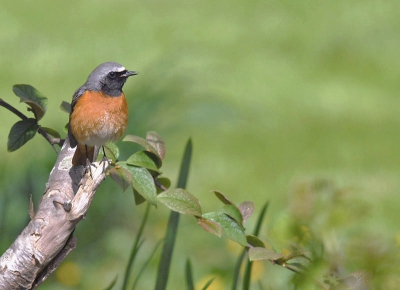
85,159,97,178
100,155,111,172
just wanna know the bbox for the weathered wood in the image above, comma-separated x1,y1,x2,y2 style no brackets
0,139,106,289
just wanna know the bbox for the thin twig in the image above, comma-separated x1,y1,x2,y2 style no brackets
281,263,302,274
0,98,28,120
154,178,168,191
37,127,64,154
0,98,64,153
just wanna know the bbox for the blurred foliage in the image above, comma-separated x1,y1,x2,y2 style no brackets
1,0,400,289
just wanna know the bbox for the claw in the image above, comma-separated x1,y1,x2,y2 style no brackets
99,146,111,172
82,146,111,178
85,158,97,178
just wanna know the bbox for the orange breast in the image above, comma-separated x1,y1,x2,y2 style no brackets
70,90,128,147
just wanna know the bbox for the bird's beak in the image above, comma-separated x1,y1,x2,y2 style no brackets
121,70,138,77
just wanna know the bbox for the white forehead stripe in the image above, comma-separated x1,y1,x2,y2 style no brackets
116,66,126,72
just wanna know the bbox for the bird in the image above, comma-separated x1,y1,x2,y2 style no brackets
68,62,138,167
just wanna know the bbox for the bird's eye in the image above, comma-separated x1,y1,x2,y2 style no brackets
108,71,116,78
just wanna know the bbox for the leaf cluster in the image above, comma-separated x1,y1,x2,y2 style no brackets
2,84,62,153
1,84,371,289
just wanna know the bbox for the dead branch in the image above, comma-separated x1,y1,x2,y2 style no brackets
0,138,106,289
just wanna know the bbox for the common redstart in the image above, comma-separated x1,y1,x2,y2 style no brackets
68,62,138,166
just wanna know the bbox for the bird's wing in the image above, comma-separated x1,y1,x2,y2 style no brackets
68,86,86,148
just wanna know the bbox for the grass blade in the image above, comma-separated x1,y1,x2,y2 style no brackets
131,239,164,290
231,250,246,290
154,139,193,290
242,201,269,290
103,275,118,290
185,258,195,290
177,138,192,189
122,203,151,290
201,277,215,290
252,201,269,237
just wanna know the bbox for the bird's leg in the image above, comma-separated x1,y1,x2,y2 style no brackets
85,145,96,178
100,146,111,172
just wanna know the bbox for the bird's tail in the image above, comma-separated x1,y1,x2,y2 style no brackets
72,143,95,166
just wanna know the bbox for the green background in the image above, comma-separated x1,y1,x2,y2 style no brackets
1,1,399,288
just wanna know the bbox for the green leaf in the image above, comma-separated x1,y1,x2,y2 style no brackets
7,118,39,152
248,247,283,261
239,201,254,224
126,150,161,172
198,218,222,237
41,127,60,138
200,278,215,290
155,138,192,290
185,259,195,290
156,177,171,193
222,204,243,225
133,188,146,205
123,134,161,158
98,142,119,163
213,190,236,206
118,162,157,207
103,275,118,290
107,142,120,159
158,188,202,216
202,212,247,246
242,201,269,290
146,131,166,160
13,84,47,120
246,235,265,248
60,101,71,114
108,167,132,192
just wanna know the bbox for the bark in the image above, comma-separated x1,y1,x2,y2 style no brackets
0,138,106,289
